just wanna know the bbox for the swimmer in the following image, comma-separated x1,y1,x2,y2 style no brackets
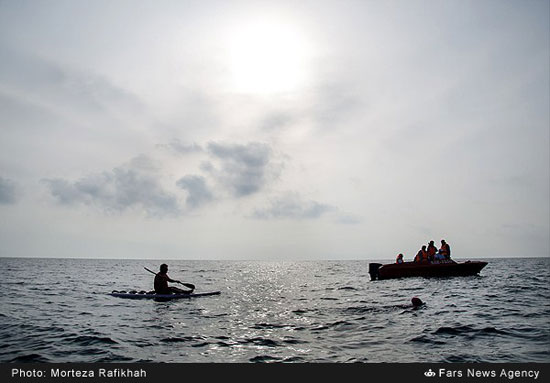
411,297,424,307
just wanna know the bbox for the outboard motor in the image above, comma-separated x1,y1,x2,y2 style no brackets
369,263,382,281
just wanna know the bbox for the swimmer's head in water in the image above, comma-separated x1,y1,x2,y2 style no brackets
411,297,423,307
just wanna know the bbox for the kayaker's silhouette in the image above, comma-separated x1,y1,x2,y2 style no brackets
149,264,195,295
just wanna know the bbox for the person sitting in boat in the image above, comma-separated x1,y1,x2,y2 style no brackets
427,240,437,262
154,264,194,295
396,253,404,264
415,246,429,263
439,239,451,260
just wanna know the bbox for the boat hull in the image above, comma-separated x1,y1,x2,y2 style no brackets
369,261,488,280
109,291,221,300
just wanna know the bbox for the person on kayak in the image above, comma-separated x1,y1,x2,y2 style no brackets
154,264,194,295
396,253,404,264
427,240,437,262
439,239,451,260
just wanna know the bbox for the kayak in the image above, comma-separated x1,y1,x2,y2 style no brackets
109,291,221,300
368,260,488,280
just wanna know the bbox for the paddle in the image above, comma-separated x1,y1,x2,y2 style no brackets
144,267,195,290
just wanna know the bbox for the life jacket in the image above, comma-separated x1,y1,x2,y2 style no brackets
416,250,427,262
439,244,449,255
427,245,437,256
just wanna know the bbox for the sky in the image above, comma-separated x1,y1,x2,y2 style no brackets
0,0,548,260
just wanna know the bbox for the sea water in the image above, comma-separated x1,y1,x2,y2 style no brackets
0,257,548,363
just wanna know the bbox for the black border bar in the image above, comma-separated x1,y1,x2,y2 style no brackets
2,363,549,383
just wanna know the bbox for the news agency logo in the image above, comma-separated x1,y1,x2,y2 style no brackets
424,369,436,378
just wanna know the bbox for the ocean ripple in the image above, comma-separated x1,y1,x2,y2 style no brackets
0,257,548,362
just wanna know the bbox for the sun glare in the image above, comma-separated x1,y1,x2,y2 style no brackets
225,20,311,94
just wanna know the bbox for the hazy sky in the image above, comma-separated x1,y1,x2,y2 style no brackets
0,0,548,260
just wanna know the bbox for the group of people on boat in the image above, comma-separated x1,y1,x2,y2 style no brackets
396,239,451,264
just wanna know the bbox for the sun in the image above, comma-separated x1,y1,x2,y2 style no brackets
224,20,311,94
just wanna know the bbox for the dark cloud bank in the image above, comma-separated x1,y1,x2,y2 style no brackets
205,141,274,197
42,166,180,217
176,175,213,209
42,141,352,222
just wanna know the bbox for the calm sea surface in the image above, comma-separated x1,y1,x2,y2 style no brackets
0,257,549,363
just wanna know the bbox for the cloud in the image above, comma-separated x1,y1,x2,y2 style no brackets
157,139,203,155
253,192,336,220
0,177,17,204
0,46,144,126
206,141,276,197
334,214,362,225
260,111,297,131
176,175,214,209
42,157,181,217
309,80,364,131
